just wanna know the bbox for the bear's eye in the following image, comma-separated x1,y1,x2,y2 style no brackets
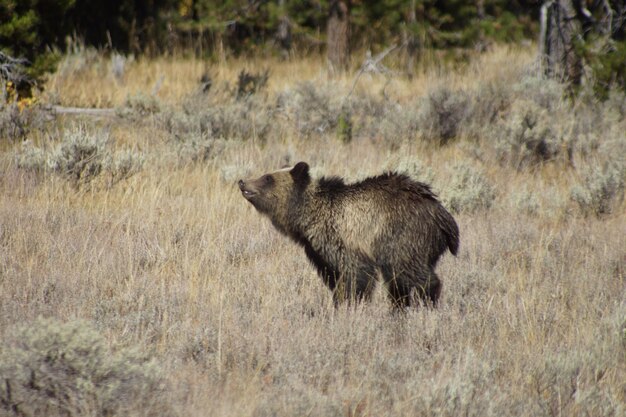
263,175,274,185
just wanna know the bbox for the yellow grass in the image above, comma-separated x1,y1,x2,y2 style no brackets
1,45,625,416
44,45,536,108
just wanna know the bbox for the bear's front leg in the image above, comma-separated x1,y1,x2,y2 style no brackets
332,260,377,306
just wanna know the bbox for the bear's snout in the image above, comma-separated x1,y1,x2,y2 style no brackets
238,180,257,199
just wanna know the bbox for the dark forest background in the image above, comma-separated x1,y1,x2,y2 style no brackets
2,1,540,57
1,1,626,98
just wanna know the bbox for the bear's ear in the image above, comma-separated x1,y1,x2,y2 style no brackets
290,162,310,186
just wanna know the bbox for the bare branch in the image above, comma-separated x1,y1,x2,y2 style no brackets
345,43,402,101
602,0,613,34
0,52,31,85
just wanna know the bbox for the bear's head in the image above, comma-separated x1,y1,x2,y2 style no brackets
239,162,310,233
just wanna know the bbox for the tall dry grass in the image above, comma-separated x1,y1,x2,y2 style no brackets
1,45,625,416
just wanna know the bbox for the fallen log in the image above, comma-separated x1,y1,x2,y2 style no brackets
53,106,116,117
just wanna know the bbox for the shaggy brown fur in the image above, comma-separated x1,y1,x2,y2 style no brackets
239,162,459,307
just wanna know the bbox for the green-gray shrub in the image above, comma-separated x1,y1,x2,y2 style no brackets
16,126,144,186
571,163,625,217
172,133,226,166
277,81,340,137
108,149,145,185
464,82,512,140
117,92,162,120
493,99,564,169
440,163,496,214
597,122,626,170
0,318,171,417
163,94,272,141
508,187,540,215
373,101,421,145
603,90,626,121
385,155,435,185
445,76,564,145
417,86,471,145
511,76,565,111
207,98,273,141
0,102,47,142
48,126,109,183
15,141,48,172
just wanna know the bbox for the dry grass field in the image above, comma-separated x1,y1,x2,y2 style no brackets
1,46,625,416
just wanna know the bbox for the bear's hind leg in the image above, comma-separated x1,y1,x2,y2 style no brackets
426,273,441,305
382,265,440,308
414,270,441,306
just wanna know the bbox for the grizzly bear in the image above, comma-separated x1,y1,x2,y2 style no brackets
238,162,459,307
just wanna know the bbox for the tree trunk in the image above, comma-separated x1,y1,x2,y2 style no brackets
476,0,489,51
327,0,350,73
403,0,418,77
539,0,583,86
276,17,292,59
276,0,292,59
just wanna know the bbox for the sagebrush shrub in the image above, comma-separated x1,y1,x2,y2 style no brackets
386,155,435,185
0,318,171,417
108,149,145,185
209,98,273,141
373,101,421,145
511,76,565,111
0,102,47,142
603,90,626,120
48,126,109,183
464,81,511,140
440,163,495,214
508,187,540,215
417,86,471,145
493,99,564,169
172,133,226,166
16,126,144,186
164,94,273,141
15,141,48,172
571,162,625,217
277,81,340,137
117,92,162,120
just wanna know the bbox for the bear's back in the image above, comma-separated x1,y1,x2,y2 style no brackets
317,172,440,205
311,172,456,260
